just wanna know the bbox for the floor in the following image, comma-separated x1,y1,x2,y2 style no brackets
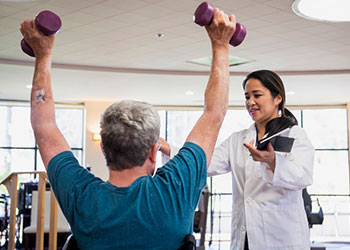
203,241,350,250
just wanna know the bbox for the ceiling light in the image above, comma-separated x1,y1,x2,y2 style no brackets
286,91,295,96
155,33,164,39
26,84,32,89
292,0,350,22
188,55,252,67
185,90,194,96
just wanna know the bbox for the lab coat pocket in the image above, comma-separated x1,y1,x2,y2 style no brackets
262,203,303,248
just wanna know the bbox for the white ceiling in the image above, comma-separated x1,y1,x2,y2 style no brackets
0,0,349,106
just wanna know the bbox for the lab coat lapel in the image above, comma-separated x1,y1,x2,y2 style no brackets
242,124,260,182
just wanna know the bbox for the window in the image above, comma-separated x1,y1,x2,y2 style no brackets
303,109,347,150
166,109,252,146
0,103,84,193
301,108,350,241
167,110,202,147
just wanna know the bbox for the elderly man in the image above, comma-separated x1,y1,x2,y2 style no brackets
20,8,235,249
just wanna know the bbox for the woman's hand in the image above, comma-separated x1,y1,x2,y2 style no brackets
243,140,276,172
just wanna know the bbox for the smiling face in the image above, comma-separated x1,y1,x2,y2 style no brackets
244,78,282,127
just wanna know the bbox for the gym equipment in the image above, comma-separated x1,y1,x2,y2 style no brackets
21,10,62,57
302,188,324,228
0,194,10,249
194,2,246,47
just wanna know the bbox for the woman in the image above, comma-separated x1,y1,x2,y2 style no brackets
160,70,314,250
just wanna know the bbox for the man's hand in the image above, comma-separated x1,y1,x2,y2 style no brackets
205,8,236,48
244,140,276,172
159,137,170,156
20,19,55,58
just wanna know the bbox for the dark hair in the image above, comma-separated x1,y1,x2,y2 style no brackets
243,70,298,137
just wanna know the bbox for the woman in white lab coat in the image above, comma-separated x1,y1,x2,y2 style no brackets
160,70,314,250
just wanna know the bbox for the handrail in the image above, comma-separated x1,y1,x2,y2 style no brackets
0,171,59,250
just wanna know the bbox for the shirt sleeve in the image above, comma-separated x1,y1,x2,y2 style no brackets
162,134,233,178
157,142,207,209
47,151,103,222
161,144,181,165
207,135,232,177
260,127,314,190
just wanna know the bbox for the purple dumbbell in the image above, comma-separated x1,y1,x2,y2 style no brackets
194,2,246,47
21,10,62,57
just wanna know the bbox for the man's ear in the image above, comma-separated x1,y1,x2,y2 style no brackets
148,143,158,164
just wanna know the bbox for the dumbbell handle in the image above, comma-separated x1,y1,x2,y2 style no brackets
193,2,246,47
21,10,62,57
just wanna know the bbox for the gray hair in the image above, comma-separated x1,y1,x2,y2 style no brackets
100,100,160,171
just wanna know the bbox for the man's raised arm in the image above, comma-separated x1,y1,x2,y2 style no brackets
186,9,235,167
20,19,70,169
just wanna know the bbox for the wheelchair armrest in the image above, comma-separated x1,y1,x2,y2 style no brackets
178,234,196,250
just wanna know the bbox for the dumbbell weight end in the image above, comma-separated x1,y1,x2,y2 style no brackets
21,10,62,57
21,39,35,57
230,23,246,47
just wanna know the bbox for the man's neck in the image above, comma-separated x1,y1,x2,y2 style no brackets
108,166,150,187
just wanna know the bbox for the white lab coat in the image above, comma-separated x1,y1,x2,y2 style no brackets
167,124,314,250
